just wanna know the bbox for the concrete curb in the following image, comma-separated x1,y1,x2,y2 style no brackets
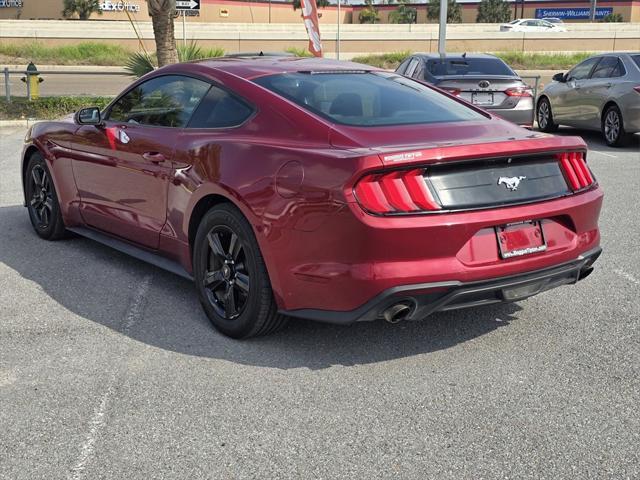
0,119,40,127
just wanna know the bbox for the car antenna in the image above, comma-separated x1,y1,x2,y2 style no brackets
462,52,467,58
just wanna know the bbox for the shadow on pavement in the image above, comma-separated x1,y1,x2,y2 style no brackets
551,126,640,151
0,205,521,370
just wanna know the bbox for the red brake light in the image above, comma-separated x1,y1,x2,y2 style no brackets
558,152,595,191
354,169,441,214
634,86,640,94
504,87,533,97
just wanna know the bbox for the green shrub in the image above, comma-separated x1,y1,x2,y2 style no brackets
0,96,113,120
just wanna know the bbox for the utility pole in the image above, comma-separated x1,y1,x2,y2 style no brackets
438,0,448,59
590,0,598,21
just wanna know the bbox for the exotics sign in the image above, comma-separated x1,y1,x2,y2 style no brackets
100,1,141,12
535,7,613,19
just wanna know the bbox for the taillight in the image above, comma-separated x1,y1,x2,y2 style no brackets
634,86,640,94
442,87,461,96
558,152,595,191
354,169,440,214
504,87,533,97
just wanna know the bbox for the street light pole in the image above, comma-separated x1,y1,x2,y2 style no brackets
590,0,597,21
438,0,448,59
337,0,341,60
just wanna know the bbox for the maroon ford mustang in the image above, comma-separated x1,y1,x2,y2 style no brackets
22,56,603,338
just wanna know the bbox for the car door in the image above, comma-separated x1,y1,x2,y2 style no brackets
70,74,210,249
581,56,624,128
553,57,601,125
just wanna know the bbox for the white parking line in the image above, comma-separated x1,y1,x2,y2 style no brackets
614,268,640,286
590,151,618,159
68,274,152,480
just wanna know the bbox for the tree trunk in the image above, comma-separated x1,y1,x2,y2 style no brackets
147,0,179,67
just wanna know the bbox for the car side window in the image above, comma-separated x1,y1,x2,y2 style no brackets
396,59,411,75
107,75,210,128
413,60,425,80
611,59,625,77
566,58,600,81
590,57,620,79
405,58,419,78
188,85,254,129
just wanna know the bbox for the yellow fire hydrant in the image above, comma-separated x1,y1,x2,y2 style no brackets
20,62,44,100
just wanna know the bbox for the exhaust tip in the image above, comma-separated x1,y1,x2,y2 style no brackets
383,301,414,324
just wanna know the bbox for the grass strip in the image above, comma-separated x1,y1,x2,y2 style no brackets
0,96,113,120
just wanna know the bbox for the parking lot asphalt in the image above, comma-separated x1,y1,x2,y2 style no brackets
0,127,639,479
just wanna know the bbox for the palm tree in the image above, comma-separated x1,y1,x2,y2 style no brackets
427,0,462,23
476,0,511,23
62,0,102,20
147,0,179,67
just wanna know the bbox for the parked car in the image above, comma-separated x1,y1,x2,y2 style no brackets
500,19,567,32
536,52,640,146
396,53,534,127
22,56,603,338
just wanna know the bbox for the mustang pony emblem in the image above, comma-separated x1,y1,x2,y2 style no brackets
498,176,526,191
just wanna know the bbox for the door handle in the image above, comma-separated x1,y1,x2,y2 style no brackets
143,152,166,163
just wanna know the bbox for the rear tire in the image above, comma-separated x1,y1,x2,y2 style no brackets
25,152,67,240
193,203,288,339
602,105,631,147
536,97,558,133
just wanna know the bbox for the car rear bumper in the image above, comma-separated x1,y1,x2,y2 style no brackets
284,247,602,324
488,98,534,127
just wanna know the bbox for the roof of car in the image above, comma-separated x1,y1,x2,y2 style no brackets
410,53,501,60
189,56,381,80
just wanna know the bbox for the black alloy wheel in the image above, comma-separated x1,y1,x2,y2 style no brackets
25,153,67,240
203,226,250,320
29,164,54,228
193,204,288,338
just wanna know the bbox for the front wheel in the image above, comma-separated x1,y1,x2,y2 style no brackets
536,97,558,133
602,105,631,147
193,204,288,339
25,152,67,240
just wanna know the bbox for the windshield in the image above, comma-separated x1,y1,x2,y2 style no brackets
253,71,485,127
426,58,515,77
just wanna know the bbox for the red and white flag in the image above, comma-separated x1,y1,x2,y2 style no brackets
300,0,323,57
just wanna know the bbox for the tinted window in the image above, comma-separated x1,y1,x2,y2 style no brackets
631,55,640,69
567,58,600,81
188,85,254,129
405,58,420,77
396,58,411,75
426,58,514,77
254,72,485,127
108,75,209,127
591,57,623,79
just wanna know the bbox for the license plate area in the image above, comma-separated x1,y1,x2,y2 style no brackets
496,221,547,259
472,92,494,105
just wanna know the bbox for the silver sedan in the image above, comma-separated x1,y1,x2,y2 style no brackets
536,52,640,147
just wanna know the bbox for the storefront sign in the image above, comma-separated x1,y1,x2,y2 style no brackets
100,1,141,13
0,0,24,7
535,7,613,19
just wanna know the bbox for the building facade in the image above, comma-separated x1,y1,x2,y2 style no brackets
0,0,638,23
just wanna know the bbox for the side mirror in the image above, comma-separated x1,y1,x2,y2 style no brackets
552,72,566,82
75,107,103,126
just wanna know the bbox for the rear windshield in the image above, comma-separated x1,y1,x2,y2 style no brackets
426,58,514,77
253,71,485,127
632,55,640,69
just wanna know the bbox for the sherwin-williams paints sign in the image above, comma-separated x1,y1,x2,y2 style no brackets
0,0,24,7
535,7,614,19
